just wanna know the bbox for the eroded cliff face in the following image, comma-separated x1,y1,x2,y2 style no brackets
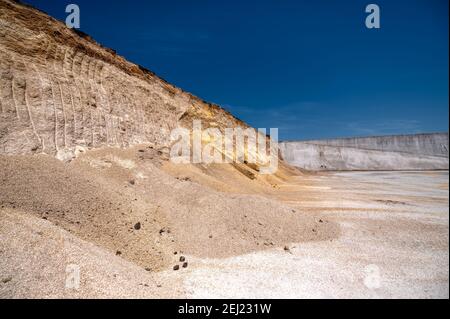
279,133,449,171
0,0,246,160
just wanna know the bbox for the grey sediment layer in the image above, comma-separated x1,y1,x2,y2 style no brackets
280,133,449,171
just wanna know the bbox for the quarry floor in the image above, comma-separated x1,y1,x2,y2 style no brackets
0,154,448,298
181,170,449,298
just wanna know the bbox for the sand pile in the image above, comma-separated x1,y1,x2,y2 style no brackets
0,154,176,271
0,209,184,298
0,147,339,272
72,146,339,257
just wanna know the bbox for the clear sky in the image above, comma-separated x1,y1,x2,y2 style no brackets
24,0,449,141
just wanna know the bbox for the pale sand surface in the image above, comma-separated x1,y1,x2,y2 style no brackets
0,149,448,298
0,209,183,298
181,171,448,298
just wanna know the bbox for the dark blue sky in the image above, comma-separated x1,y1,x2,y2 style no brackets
25,0,448,140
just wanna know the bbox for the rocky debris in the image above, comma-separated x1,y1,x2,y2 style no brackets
173,265,180,271
159,227,170,235
182,262,188,268
179,256,186,262
134,222,141,230
375,199,408,206
1,277,12,284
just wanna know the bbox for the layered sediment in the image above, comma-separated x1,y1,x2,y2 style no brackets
0,0,248,161
280,133,449,171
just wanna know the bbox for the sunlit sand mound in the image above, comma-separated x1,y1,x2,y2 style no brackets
0,209,184,298
0,154,176,271
1,149,338,269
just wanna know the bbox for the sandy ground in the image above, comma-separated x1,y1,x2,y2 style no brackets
0,208,183,298
0,149,448,298
181,171,449,298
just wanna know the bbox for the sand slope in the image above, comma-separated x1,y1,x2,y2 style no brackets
0,147,338,278
1,155,447,298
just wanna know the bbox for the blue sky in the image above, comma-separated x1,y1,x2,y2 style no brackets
25,0,448,140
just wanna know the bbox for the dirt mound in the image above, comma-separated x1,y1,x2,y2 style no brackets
0,154,176,271
0,209,184,298
1,149,339,267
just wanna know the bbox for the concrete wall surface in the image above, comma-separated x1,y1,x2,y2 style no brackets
280,133,449,171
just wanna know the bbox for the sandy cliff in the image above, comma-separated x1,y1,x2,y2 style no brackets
0,0,248,161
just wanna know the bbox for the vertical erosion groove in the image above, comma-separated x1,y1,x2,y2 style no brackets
11,77,19,119
50,83,58,152
24,79,41,145
57,82,67,148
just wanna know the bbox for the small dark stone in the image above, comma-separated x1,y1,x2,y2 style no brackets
209,235,213,239
182,262,188,268
138,149,145,153
319,219,323,223
145,268,151,272
173,265,180,271
1,277,12,284
179,256,185,262
134,222,141,230
129,180,135,185
173,251,178,255
116,250,122,256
